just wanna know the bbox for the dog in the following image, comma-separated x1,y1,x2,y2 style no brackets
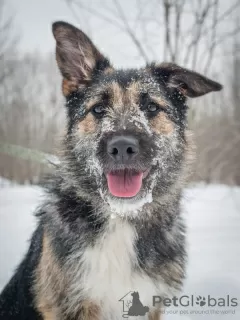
0,21,222,320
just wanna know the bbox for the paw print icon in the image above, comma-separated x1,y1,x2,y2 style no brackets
196,296,206,307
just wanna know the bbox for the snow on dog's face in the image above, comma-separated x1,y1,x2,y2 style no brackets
53,22,222,216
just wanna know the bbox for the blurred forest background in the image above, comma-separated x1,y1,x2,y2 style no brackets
0,0,240,185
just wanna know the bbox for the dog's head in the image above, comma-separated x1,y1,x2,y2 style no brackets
52,22,222,216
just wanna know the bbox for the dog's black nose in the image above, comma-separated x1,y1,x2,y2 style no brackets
107,136,139,162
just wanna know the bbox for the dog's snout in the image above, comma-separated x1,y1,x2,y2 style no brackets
107,136,139,162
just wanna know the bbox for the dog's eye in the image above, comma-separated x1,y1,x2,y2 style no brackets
147,103,160,113
92,104,105,117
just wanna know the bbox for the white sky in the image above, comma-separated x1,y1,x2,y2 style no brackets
8,0,142,67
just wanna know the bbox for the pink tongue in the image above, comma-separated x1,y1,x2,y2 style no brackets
107,171,143,198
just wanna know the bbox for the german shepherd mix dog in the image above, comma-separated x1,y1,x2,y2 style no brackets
0,22,222,320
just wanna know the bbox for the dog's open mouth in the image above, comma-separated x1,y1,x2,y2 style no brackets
106,169,149,198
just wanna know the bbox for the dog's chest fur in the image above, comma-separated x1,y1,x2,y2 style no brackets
66,217,171,319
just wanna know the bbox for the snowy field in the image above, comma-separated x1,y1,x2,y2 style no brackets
0,183,240,319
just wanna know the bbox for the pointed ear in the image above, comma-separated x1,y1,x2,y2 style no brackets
52,21,111,96
153,63,223,98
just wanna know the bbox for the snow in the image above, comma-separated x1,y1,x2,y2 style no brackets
0,186,42,287
179,185,240,320
0,183,240,319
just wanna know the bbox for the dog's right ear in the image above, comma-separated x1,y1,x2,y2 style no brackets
52,21,111,96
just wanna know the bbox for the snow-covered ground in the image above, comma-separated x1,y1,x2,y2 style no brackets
0,184,240,319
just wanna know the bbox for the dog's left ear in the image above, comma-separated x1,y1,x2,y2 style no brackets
152,63,223,98
52,21,111,96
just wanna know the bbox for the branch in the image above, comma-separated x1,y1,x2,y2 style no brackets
163,0,175,61
112,0,149,62
183,0,240,66
65,0,149,63
66,0,124,31
203,0,219,74
192,0,213,68
173,0,185,63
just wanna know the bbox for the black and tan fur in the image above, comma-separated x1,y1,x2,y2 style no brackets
0,21,222,320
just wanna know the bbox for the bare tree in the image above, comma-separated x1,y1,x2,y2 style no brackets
192,14,240,185
232,18,240,122
65,0,240,72
0,1,66,183
0,0,18,84
0,53,65,183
